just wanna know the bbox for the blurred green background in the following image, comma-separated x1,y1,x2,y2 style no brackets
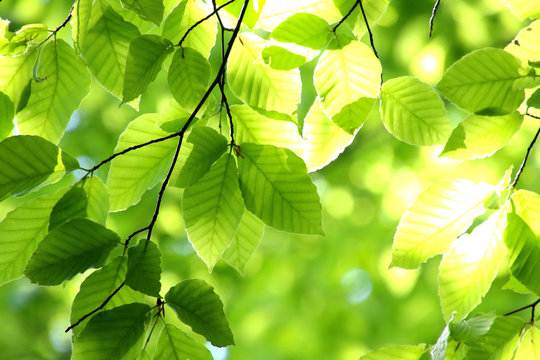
0,0,538,359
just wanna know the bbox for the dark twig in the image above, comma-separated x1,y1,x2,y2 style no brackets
65,282,126,332
39,4,75,46
429,0,441,37
358,0,379,59
504,298,540,323
511,126,540,188
526,113,540,120
177,0,236,47
333,0,359,32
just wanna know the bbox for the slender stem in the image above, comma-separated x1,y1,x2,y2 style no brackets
511,126,540,188
504,298,540,323
39,4,75,46
429,0,441,37
333,1,359,32
358,0,379,59
526,113,540,120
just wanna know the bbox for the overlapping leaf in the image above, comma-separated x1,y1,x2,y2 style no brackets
16,40,90,143
165,279,234,347
512,189,540,234
48,186,87,230
438,210,508,321
72,303,150,360
183,153,244,270
70,0,92,52
216,0,265,29
334,0,390,38
121,0,164,25
505,20,540,63
504,0,540,20
126,240,162,297
261,46,306,70
237,143,323,234
440,113,522,160
155,324,213,360
83,176,110,225
438,48,526,115
380,76,451,145
513,327,540,359
0,91,13,139
24,218,119,285
391,179,495,269
0,47,36,110
271,13,330,49
466,315,524,360
359,344,425,360
449,313,496,345
257,1,342,30
108,114,177,211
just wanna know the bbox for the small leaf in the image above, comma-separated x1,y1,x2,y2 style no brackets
0,91,14,139
154,323,212,360
121,0,164,25
168,47,211,112
165,279,234,347
183,153,244,270
237,143,324,235
24,218,119,285
438,48,525,115
440,113,523,160
392,179,494,269
271,13,330,49
123,35,172,102
359,344,425,360
48,186,87,230
449,313,496,345
380,76,451,146
126,240,162,297
332,97,375,134
262,46,306,70
72,303,150,360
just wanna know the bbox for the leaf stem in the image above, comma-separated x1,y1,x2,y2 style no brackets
38,4,75,46
333,0,359,32
358,0,379,59
504,298,540,323
511,125,540,188
429,0,441,37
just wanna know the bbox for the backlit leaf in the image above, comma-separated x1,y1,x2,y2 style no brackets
513,326,540,359
512,190,540,234
271,13,330,49
505,20,540,63
262,45,306,70
0,48,36,110
359,344,425,360
333,0,390,38
504,0,540,20
126,240,162,297
154,324,212,360
257,1,342,30
0,91,14,139
466,315,524,360
83,176,110,226
48,186,87,230
121,0,164,25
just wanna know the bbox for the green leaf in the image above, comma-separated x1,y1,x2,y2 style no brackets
0,24,47,56
512,190,540,234
216,0,265,29
527,88,540,109
237,143,324,235
0,135,60,201
154,323,213,360
332,97,375,134
107,114,177,211
505,20,540,64
431,323,451,360
449,313,496,345
359,344,425,360
392,179,495,269
82,5,141,100
16,40,90,143
0,189,65,285
380,76,451,146
466,315,524,360
183,153,244,270
440,113,523,160
437,48,525,115
0,48,37,110
504,0,540,20
72,303,150,360
170,126,228,188
83,176,110,226
162,0,217,58
168,47,211,112
504,213,540,295
0,91,14,139
231,104,303,157
70,257,143,336
271,13,330,49
438,210,508,321
301,100,355,172
48,186,87,230
257,1,342,30
513,326,540,359
222,209,264,275
228,32,301,116
333,0,390,38
123,35,172,102
165,279,234,347
502,275,532,294
24,218,119,285
314,40,381,131
121,0,164,25
126,240,162,297
262,46,306,70
70,0,93,52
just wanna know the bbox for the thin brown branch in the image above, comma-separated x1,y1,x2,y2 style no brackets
511,126,540,188
333,1,359,32
429,0,441,37
504,298,540,323
358,0,379,59
39,4,75,46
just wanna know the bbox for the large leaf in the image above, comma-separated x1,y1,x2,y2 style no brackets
228,32,301,116
123,35,172,102
237,143,323,235
168,47,211,112
504,213,540,295
121,0,164,25
126,240,162,297
24,218,119,285
438,210,508,321
314,40,381,133
0,48,37,110
170,126,228,188
504,0,540,20
16,40,90,143
512,190,540,234
107,114,177,211
437,48,526,115
359,344,425,360
0,91,13,139
82,5,140,100
271,13,330,49
154,324,213,360
380,76,451,146
0,189,65,285
70,0,93,52
162,0,217,58
72,303,150,360
222,209,264,275
183,153,244,270
333,0,390,38
0,135,60,201
231,104,303,157
83,176,110,225
440,113,522,160
257,1,342,30
391,179,495,269
70,257,143,336
48,186,87,230
165,279,234,347
466,315,524,360
505,20,540,63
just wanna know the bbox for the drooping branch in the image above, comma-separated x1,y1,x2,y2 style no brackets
511,125,540,188
429,0,441,37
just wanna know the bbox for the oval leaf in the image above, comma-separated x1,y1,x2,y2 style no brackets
126,240,162,297
271,13,330,49
155,324,212,360
48,186,88,230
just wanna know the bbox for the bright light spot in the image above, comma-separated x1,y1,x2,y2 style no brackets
341,268,373,304
421,54,437,73
207,343,229,360
323,187,354,219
